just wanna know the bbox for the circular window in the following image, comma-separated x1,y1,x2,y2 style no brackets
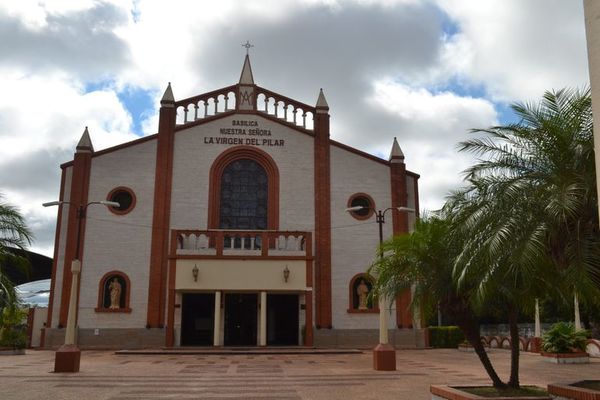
107,187,136,215
347,193,375,220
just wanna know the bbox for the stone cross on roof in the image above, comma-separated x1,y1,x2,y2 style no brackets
242,40,254,55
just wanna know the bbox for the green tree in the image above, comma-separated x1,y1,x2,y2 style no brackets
0,194,33,312
449,87,600,388
370,216,505,387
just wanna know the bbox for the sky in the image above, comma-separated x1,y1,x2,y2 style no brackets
0,0,590,257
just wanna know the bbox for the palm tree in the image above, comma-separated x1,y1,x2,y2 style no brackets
370,216,506,388
450,87,600,388
459,87,599,293
445,183,560,388
0,194,32,311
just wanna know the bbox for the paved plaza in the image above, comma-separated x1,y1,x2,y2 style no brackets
0,348,598,399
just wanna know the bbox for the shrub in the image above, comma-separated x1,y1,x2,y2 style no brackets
541,322,588,353
428,326,465,348
0,305,27,349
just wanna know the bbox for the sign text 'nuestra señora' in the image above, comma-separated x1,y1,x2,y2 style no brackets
204,119,285,147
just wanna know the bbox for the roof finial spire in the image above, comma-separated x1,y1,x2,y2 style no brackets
76,126,94,153
389,137,405,162
242,40,254,55
239,51,255,85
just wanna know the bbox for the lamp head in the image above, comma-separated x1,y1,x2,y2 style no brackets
100,201,120,208
395,206,415,213
42,201,61,207
345,206,364,212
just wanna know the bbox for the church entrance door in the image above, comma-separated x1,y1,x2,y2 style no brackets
267,294,299,346
224,293,258,346
181,293,215,346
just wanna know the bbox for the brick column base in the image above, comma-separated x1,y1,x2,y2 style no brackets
373,343,396,371
54,344,80,372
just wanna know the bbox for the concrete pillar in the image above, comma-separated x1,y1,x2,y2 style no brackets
64,260,81,345
379,297,388,345
213,291,221,346
260,291,267,346
534,298,541,337
574,293,581,331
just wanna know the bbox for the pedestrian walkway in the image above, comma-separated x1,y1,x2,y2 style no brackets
0,349,597,399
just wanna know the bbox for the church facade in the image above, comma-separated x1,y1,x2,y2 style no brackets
43,56,425,349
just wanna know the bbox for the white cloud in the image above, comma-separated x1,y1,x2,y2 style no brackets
0,0,589,256
367,81,498,210
0,69,138,255
434,0,589,101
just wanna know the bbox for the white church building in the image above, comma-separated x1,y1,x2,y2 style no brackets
43,55,425,349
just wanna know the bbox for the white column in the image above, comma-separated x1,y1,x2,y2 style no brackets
64,260,81,345
213,291,221,346
260,291,267,346
379,297,388,344
574,292,582,331
534,298,541,337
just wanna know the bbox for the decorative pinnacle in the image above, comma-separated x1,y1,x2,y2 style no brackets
316,88,329,108
76,126,94,153
389,137,405,161
161,82,174,103
239,54,255,85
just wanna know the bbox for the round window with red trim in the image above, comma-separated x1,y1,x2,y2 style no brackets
347,193,375,220
107,187,136,215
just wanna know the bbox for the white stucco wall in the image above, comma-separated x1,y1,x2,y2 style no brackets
77,139,157,329
170,114,315,233
330,145,395,330
406,174,417,231
50,166,72,328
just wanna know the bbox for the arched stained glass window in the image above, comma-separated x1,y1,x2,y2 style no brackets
219,159,268,230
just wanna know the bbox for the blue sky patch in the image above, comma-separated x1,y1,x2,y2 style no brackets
84,81,155,136
117,87,155,136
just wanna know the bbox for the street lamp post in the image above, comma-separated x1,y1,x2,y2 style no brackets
43,200,119,373
346,205,414,371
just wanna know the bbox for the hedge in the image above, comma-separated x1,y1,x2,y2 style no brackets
428,326,465,348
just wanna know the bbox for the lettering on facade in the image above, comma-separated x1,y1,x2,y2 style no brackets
203,120,285,147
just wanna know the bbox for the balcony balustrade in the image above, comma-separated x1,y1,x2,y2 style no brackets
172,230,311,258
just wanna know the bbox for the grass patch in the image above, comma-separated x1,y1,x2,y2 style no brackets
572,380,600,391
459,386,548,398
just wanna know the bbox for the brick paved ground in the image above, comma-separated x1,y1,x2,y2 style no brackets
0,349,597,399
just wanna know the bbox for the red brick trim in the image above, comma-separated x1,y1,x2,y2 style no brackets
60,135,157,169
95,270,132,312
329,140,389,166
314,109,332,329
45,167,66,335
431,385,551,400
390,158,413,328
346,193,376,221
147,102,176,328
207,146,280,230
59,150,92,327
548,382,600,400
165,259,176,346
106,186,136,216
304,232,314,346
347,273,379,313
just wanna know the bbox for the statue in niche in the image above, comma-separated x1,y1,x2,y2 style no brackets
357,279,370,310
109,277,122,309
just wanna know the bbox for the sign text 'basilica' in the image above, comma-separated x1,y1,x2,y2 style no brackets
203,119,285,147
